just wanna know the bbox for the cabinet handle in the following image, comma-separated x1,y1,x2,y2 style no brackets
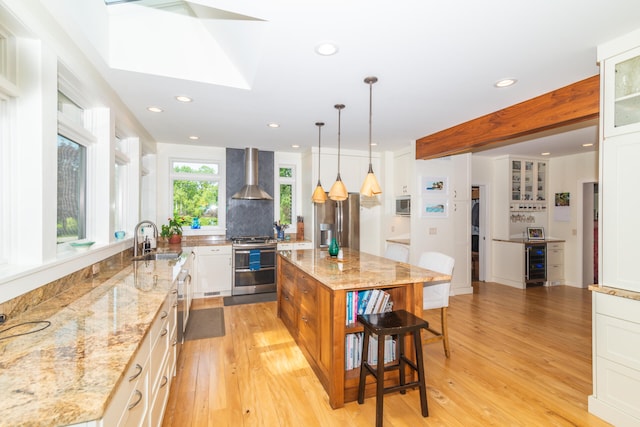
129,364,143,381
301,316,309,323
173,302,178,308
284,295,289,301
161,310,168,319
160,328,168,337
128,390,143,411
172,338,178,346
160,375,169,388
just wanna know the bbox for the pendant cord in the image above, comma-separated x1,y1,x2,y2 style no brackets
368,80,373,167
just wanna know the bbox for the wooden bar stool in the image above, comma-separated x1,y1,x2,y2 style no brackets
357,309,429,427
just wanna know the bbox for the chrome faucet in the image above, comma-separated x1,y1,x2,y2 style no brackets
133,220,158,257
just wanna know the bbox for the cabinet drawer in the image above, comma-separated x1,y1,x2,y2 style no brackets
547,264,564,281
547,242,563,250
297,273,317,310
594,356,640,420
279,287,296,330
298,305,318,355
277,243,294,250
294,242,313,250
595,313,640,371
547,249,564,264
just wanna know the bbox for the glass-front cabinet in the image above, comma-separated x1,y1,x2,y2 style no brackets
603,45,640,136
510,158,547,211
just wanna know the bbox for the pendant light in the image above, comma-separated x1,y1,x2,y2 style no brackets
329,104,348,201
311,122,328,203
360,76,382,197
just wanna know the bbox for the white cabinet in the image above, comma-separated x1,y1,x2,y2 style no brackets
601,43,640,137
509,158,547,210
589,292,640,425
194,245,232,297
394,150,411,196
546,242,564,285
101,288,177,427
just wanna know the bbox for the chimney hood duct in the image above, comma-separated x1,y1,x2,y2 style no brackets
232,148,273,200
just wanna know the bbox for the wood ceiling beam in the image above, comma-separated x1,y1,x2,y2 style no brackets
415,75,600,160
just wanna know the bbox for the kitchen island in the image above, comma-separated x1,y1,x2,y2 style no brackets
276,247,449,409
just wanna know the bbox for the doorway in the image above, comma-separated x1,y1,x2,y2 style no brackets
471,185,487,282
581,182,599,286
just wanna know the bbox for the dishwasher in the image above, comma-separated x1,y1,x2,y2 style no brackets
176,268,191,358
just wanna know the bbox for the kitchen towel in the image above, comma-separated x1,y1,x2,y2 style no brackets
249,249,261,271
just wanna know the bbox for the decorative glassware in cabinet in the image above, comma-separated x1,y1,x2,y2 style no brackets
614,55,640,128
523,161,534,201
537,162,546,201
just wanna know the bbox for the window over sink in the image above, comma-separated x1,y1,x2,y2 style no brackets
170,160,220,227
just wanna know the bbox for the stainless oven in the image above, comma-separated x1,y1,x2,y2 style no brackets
231,236,277,296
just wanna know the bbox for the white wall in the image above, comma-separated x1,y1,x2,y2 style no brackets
548,151,598,287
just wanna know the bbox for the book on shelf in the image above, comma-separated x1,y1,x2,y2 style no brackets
345,332,396,371
345,289,394,326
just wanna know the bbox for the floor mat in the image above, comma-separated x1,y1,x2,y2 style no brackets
184,307,225,341
223,292,277,306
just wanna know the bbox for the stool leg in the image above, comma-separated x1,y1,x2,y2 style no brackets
398,333,406,394
358,331,371,404
413,328,429,417
376,333,386,427
441,307,451,358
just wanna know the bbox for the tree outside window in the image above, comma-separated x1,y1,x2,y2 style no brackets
57,135,86,243
279,166,294,225
171,161,219,226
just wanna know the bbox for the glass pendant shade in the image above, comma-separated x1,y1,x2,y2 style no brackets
329,104,348,201
360,76,382,197
360,165,382,196
312,122,328,203
312,180,328,203
329,174,348,201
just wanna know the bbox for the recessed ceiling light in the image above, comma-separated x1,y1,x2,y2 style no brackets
268,123,280,128
315,42,339,56
147,106,163,113
291,144,300,148
582,143,594,147
189,135,199,140
370,142,377,147
495,78,517,88
541,152,551,156
176,96,192,103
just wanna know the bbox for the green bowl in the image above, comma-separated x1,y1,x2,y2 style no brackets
70,241,95,251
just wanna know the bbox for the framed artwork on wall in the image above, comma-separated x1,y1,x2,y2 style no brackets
421,199,448,218
421,176,448,195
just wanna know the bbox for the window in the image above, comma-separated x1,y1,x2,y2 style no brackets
170,160,220,226
56,85,95,245
279,166,295,225
57,134,87,243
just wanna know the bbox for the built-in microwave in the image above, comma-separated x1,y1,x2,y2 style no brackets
395,196,411,216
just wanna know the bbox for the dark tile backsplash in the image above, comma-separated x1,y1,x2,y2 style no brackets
226,148,275,238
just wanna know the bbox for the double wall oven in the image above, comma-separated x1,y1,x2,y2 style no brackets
231,236,277,296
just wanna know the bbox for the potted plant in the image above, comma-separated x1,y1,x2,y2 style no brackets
161,216,187,244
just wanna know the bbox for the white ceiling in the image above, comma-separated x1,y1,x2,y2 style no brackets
43,0,640,158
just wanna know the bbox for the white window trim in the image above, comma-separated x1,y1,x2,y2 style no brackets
169,157,225,235
277,163,296,230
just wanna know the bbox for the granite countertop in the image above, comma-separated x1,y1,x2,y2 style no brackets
493,238,566,244
278,247,449,291
0,258,181,427
589,284,640,301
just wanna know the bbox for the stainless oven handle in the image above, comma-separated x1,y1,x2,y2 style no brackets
235,267,276,273
234,249,276,254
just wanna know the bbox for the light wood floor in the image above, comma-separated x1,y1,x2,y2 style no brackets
162,283,612,426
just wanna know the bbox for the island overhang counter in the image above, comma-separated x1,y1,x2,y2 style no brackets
276,247,450,409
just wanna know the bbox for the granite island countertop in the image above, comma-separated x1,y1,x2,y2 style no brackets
0,257,182,427
278,247,449,291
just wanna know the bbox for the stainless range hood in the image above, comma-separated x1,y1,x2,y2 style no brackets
232,148,273,200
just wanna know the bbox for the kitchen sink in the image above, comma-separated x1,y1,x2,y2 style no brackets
132,251,182,261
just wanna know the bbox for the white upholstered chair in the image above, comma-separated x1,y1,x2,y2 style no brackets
418,251,455,357
384,243,410,263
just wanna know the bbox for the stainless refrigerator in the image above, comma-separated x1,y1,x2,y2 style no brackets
314,193,360,250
